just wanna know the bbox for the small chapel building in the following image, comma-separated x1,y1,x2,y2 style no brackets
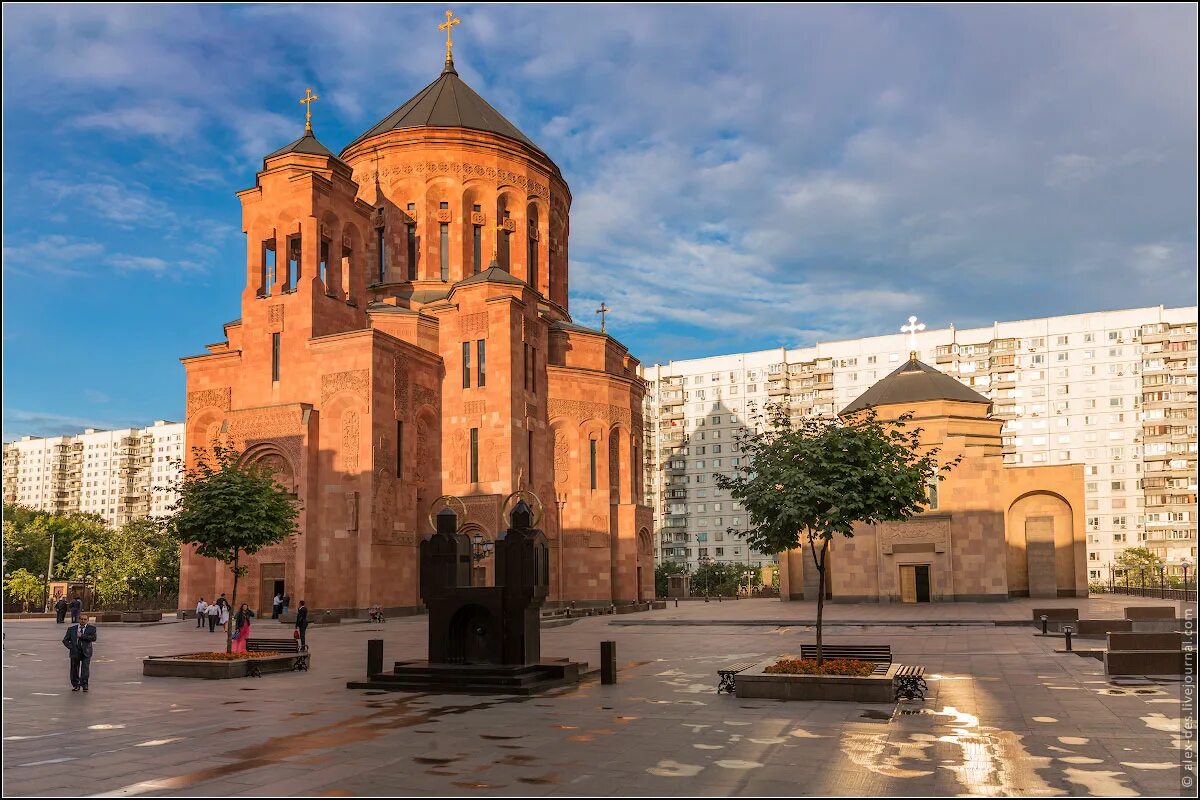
178,42,655,615
779,354,1089,603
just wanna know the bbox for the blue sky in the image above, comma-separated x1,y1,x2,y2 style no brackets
2,4,1196,440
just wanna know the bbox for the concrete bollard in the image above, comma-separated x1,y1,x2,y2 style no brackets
367,638,383,677
1063,626,1074,652
601,640,617,685
1041,615,1048,635
718,594,722,603
674,598,679,608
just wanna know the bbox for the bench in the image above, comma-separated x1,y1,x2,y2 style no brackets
894,665,927,700
716,660,760,694
799,644,892,667
244,638,309,676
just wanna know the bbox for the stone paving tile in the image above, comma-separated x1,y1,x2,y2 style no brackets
3,602,1195,797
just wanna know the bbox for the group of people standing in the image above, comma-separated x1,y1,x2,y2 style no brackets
193,594,308,652
53,595,83,624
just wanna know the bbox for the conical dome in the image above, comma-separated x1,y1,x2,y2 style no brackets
343,61,543,155
840,354,991,416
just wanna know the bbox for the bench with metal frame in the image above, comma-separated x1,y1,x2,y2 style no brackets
798,644,926,701
716,660,761,694
244,638,310,676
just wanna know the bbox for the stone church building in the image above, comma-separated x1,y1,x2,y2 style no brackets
179,52,654,614
779,355,1089,603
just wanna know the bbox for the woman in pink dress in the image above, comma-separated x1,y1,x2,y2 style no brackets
230,603,254,654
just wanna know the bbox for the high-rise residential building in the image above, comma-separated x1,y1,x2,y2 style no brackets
3,420,185,527
641,305,1197,581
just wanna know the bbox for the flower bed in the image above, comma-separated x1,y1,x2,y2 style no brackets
176,652,282,661
764,658,875,677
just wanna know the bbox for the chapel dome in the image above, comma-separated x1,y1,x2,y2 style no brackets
341,60,545,157
840,354,992,416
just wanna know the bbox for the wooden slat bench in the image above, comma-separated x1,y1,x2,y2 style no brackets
716,660,760,694
799,644,892,668
894,664,927,700
244,638,309,676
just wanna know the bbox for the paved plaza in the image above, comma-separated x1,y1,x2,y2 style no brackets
2,597,1193,797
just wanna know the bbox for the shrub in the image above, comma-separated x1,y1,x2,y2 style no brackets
177,652,281,660
764,658,876,677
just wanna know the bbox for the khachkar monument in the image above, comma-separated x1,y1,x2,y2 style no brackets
348,495,584,694
178,11,655,617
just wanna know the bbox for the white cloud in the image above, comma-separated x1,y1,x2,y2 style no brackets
2,235,104,277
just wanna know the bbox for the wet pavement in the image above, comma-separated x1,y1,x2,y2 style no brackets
2,600,1192,797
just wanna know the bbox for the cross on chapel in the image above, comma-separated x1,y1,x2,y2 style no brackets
901,315,926,353
596,302,610,334
299,87,319,133
439,10,461,65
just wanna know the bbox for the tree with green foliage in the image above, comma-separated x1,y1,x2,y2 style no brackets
60,517,180,609
165,443,300,652
716,404,958,664
1115,547,1165,584
3,506,110,609
4,568,45,609
654,561,686,598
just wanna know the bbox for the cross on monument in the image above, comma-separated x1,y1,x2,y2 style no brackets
596,302,610,334
439,9,461,65
901,315,926,352
491,223,507,264
299,87,319,133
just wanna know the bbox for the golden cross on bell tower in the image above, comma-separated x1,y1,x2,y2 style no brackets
596,302,611,334
491,223,506,263
299,87,319,133
439,9,461,66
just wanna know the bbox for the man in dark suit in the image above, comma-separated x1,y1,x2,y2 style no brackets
70,596,82,624
54,597,68,624
62,614,98,692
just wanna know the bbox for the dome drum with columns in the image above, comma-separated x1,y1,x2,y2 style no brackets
179,16,652,617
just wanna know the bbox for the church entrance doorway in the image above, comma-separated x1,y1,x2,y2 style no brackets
899,565,932,603
259,563,284,616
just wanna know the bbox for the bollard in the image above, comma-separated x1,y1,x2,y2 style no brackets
1063,625,1074,652
718,594,722,603
674,597,679,608
367,638,383,678
704,594,710,603
1040,615,1048,635
601,640,617,685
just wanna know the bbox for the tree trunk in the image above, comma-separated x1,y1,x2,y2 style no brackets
227,550,239,655
815,538,829,667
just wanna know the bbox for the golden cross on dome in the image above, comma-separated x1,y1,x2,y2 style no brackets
439,9,461,65
299,87,319,133
491,223,507,262
596,302,611,334
901,315,926,352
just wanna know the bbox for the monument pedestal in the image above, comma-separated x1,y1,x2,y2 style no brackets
348,657,587,695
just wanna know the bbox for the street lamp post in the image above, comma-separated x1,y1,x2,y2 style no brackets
42,529,56,613
1106,562,1114,594
1159,565,1166,599
1182,558,1192,600
471,532,494,586
698,554,713,600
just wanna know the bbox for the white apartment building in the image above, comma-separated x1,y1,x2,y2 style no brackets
641,305,1198,582
3,420,185,528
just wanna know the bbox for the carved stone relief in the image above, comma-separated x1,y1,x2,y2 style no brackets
342,411,360,472
187,388,231,416
321,369,370,408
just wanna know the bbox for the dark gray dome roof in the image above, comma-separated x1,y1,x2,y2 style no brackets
344,61,543,154
840,355,991,416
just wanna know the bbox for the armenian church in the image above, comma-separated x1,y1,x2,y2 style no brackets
179,16,654,615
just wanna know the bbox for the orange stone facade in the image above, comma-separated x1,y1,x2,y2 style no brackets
179,70,654,614
779,395,1089,602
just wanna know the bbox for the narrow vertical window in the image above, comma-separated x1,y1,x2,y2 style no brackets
319,239,329,286
469,428,479,483
376,225,386,284
477,339,486,388
632,445,639,503
263,240,276,296
530,347,537,396
406,203,417,281
499,210,510,270
439,222,450,282
589,439,597,490
462,342,471,389
528,232,538,290
396,421,403,476
271,333,281,382
472,225,482,273
528,430,535,487
289,236,301,286
523,343,530,391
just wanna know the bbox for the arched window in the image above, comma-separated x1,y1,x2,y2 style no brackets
499,208,511,270
527,204,539,291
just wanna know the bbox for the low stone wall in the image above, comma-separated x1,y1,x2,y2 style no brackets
1104,650,1189,676
1124,606,1176,620
1107,632,1186,651
1131,619,1183,633
121,611,163,623
1032,607,1079,621
1075,619,1133,638
734,658,897,702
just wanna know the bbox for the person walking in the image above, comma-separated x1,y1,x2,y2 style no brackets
271,593,282,620
230,604,254,654
70,596,82,624
218,601,230,635
206,600,220,632
54,597,68,624
294,601,308,651
62,613,97,692
281,593,291,617
195,597,207,629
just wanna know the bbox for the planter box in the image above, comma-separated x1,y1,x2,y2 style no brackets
94,612,123,623
734,657,897,702
121,611,163,623
143,652,309,679
1075,619,1133,638
1107,632,1187,651
1124,606,1176,620
1104,649,1190,676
